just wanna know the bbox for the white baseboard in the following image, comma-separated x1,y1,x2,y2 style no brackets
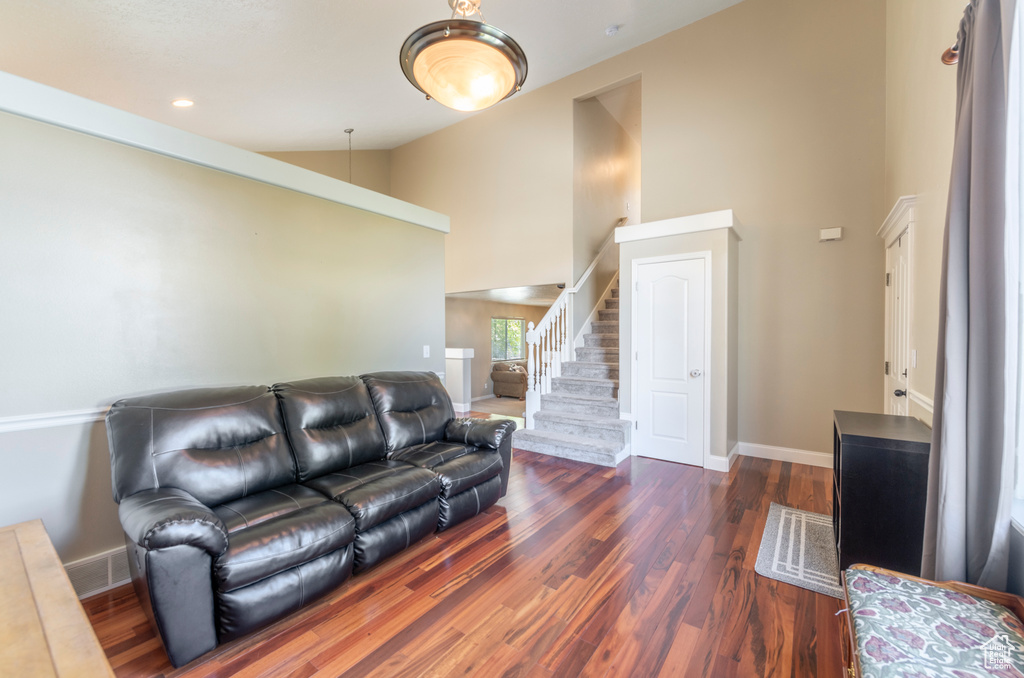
452,402,472,412
737,441,831,468
909,389,934,416
705,443,740,473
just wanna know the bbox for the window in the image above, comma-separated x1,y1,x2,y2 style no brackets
492,317,525,361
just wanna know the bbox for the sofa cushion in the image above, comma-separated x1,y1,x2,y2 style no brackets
303,460,440,532
353,500,439,572
390,443,501,499
107,386,294,506
213,484,331,533
213,493,354,592
217,546,353,641
361,372,454,451
439,475,502,531
389,440,474,469
432,451,503,498
274,377,387,481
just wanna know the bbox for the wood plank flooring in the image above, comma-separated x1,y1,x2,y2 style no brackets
84,447,842,677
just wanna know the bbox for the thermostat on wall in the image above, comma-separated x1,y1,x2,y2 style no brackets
819,227,843,242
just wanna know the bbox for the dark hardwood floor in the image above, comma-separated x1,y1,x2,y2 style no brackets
84,443,842,677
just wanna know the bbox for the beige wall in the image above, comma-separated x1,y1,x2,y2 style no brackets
573,95,640,282
393,0,887,454
392,79,575,293
0,111,445,562
446,297,548,399
260,149,392,196
885,0,963,425
619,228,739,459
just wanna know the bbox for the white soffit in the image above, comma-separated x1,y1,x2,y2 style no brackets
0,71,449,233
615,209,742,243
447,284,564,306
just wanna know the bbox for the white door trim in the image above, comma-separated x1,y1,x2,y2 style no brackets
630,250,713,469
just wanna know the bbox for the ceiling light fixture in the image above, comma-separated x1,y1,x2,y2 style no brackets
171,98,194,108
400,0,527,112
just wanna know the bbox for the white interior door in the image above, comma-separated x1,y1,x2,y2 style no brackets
635,257,706,466
884,230,910,415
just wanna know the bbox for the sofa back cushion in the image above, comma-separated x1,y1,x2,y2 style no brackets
361,372,454,451
106,386,294,505
273,376,387,480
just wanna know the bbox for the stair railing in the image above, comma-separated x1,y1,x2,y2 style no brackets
525,219,625,428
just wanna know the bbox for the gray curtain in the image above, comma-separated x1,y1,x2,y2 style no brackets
922,0,1020,589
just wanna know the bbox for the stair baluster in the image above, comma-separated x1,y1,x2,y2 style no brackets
525,321,538,428
523,221,624,431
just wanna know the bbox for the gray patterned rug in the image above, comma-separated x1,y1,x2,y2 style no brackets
754,502,844,599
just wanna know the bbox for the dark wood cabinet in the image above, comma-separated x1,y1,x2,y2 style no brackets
833,410,931,576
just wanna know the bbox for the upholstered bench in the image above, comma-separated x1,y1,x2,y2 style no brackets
841,564,1024,676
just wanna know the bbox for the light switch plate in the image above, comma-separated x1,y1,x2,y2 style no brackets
911,349,917,368
423,345,430,358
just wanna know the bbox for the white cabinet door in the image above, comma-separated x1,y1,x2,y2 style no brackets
635,257,706,466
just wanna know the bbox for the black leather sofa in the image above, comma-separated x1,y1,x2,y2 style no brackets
105,371,515,668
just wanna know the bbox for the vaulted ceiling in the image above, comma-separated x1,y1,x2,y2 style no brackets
0,0,743,151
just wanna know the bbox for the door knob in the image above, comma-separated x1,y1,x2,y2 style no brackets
894,389,907,397
690,369,702,378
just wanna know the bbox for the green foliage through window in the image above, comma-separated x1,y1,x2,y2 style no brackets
492,317,525,361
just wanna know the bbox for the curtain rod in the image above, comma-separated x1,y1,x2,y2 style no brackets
942,1,970,65
942,43,959,65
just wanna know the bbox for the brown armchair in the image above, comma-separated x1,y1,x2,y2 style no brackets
491,360,528,399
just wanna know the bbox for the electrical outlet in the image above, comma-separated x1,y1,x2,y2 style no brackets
423,345,430,358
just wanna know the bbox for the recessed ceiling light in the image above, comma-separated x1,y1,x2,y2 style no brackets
606,25,621,37
171,99,194,108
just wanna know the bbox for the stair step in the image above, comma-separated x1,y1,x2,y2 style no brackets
561,361,619,379
597,310,619,322
604,298,619,310
512,429,624,467
551,376,618,398
541,393,619,418
575,347,618,363
533,411,631,444
590,320,618,334
610,288,619,298
583,333,618,349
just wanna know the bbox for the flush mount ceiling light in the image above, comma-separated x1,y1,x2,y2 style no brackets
171,98,194,108
400,0,527,112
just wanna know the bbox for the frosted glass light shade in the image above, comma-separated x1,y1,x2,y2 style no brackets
413,39,515,111
401,20,527,113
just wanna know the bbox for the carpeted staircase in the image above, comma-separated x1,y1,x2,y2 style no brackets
512,283,631,467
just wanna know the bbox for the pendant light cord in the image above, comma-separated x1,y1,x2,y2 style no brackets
344,128,354,183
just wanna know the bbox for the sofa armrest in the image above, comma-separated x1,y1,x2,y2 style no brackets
445,418,516,450
119,488,229,557
446,418,517,497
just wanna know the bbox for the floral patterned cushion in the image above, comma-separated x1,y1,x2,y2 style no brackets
845,568,1024,677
